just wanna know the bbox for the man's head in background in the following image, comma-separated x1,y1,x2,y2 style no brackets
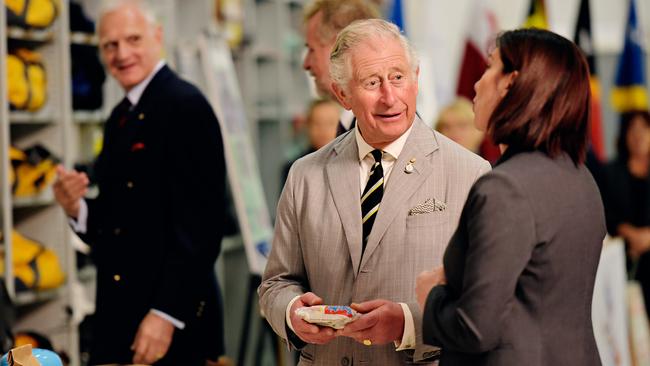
303,0,379,98
98,0,163,91
436,97,484,153
306,99,341,150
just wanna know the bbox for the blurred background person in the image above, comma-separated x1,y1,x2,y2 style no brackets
435,97,484,154
602,110,650,315
416,28,605,365
302,0,379,135
282,99,341,183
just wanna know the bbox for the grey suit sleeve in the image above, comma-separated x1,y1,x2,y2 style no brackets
422,171,536,353
258,165,307,343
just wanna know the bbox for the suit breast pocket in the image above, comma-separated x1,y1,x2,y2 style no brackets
406,212,449,228
405,212,454,262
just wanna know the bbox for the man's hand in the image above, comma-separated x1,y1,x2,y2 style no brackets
337,299,404,345
53,165,89,218
131,312,175,364
416,267,446,310
289,292,337,345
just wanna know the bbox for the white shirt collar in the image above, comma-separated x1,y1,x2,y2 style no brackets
355,120,415,162
340,109,355,130
126,60,165,106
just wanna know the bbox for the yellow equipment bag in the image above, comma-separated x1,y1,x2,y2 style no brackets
5,0,58,29
9,144,58,198
0,230,65,291
7,49,47,112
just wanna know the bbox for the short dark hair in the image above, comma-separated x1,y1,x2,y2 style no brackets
488,28,591,164
617,110,650,162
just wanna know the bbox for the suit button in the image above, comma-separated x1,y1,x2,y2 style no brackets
114,228,121,235
113,274,121,282
340,357,349,366
138,113,145,120
126,181,134,188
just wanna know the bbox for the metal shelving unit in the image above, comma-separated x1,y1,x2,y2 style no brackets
1,2,79,363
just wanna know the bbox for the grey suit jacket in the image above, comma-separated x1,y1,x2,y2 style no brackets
423,149,606,366
259,118,491,365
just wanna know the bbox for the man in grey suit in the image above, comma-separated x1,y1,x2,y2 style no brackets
258,19,490,365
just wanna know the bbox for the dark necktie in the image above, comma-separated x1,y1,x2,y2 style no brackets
361,149,384,252
117,97,132,128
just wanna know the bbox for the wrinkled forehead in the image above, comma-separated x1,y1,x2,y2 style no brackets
351,38,409,75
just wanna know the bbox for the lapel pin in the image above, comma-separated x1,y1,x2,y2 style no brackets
405,158,416,174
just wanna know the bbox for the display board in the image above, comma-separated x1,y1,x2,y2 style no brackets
197,32,273,276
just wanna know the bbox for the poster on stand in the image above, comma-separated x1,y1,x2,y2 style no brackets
196,31,273,276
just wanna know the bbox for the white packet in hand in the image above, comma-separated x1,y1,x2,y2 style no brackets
295,305,360,329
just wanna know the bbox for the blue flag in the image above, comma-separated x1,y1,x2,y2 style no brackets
611,0,648,112
388,0,404,33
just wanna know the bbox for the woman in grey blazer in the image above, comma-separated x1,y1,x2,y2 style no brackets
415,28,606,366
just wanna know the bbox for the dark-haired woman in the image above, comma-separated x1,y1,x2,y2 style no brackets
415,28,606,366
602,111,650,315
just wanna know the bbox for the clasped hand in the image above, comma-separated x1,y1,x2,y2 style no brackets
415,266,446,310
290,293,405,346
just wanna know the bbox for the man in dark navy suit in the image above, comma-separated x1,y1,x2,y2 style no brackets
53,1,226,365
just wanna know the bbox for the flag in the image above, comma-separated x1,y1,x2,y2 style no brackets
388,0,404,33
524,0,548,29
456,0,498,100
455,0,500,163
611,0,648,113
574,0,606,161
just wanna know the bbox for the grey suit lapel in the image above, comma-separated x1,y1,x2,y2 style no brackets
360,118,439,269
326,133,364,277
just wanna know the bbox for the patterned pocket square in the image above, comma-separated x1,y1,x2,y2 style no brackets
408,198,446,216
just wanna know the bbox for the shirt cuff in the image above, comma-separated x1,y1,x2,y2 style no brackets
394,302,416,350
150,309,186,330
285,295,301,333
69,199,88,233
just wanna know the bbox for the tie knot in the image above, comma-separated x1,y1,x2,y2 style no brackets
118,97,132,112
370,149,383,163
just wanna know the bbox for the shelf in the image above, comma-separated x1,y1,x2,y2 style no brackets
70,32,98,46
13,190,56,208
10,111,55,124
7,26,54,42
14,287,61,306
73,110,105,124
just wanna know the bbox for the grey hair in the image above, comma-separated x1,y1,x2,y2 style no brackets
98,0,158,30
329,18,419,91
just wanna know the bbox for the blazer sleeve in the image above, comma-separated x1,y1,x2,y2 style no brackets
422,171,536,353
150,89,227,320
258,164,308,346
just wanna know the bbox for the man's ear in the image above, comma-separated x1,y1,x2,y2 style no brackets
332,82,352,110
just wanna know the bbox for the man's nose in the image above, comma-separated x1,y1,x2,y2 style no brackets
302,51,312,71
115,42,130,60
380,82,396,105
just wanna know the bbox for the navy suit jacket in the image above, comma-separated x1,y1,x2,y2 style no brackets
80,65,227,364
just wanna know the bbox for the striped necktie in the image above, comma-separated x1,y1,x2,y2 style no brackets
361,149,384,252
